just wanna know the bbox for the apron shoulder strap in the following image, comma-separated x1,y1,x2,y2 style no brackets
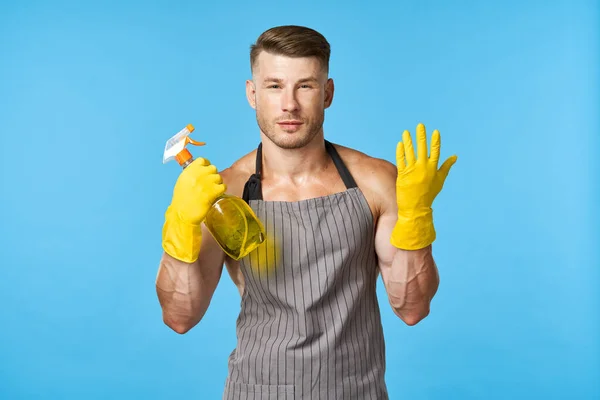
325,140,358,189
242,143,263,202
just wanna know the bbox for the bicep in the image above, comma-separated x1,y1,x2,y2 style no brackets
374,197,406,306
368,158,399,276
194,223,226,291
374,208,398,273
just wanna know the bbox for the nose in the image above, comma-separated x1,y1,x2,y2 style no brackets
281,88,299,113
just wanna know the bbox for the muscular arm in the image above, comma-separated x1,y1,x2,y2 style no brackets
156,217,226,334
373,161,440,326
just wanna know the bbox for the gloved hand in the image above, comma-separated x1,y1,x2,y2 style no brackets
391,123,457,250
162,157,226,263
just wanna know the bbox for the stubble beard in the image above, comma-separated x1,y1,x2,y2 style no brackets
255,106,325,150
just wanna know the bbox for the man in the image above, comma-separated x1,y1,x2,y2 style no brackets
156,25,457,400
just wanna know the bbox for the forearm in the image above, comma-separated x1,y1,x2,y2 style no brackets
385,245,439,325
155,252,219,333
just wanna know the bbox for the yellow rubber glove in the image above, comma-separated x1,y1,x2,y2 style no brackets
391,123,457,250
162,158,226,263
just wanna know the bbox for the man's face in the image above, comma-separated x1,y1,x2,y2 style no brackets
246,51,334,149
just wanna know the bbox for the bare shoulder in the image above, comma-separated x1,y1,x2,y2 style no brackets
333,143,397,215
218,149,257,197
333,143,397,190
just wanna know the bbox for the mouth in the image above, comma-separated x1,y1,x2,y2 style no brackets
277,120,304,132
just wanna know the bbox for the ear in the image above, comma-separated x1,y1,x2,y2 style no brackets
246,79,256,109
324,78,334,109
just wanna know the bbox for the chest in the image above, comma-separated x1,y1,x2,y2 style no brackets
260,173,348,203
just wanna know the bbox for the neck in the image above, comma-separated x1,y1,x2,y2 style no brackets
260,131,330,183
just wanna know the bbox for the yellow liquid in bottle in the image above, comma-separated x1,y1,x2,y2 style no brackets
204,194,266,259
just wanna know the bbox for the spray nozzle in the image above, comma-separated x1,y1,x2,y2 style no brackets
162,124,206,166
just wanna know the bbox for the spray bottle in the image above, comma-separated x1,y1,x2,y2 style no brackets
163,124,265,260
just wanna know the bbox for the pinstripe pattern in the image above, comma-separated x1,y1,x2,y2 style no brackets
223,188,388,399
223,142,388,399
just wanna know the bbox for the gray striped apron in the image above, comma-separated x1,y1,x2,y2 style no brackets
223,141,388,399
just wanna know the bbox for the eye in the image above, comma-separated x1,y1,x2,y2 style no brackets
300,84,312,89
268,84,280,89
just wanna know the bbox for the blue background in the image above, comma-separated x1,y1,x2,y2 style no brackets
1,0,598,399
